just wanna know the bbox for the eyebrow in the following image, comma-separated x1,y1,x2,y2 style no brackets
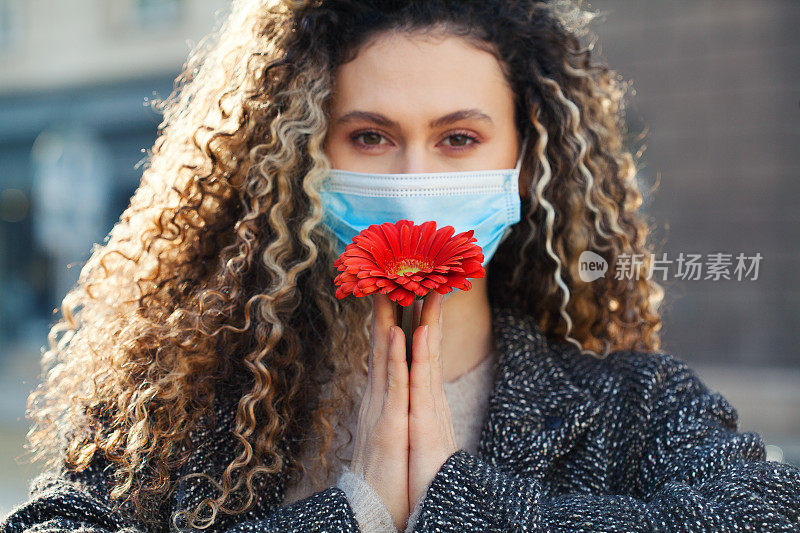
334,108,494,129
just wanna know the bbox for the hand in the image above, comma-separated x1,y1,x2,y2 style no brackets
349,293,409,530
408,291,459,512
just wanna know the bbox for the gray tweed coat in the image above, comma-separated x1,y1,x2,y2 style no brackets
2,305,800,532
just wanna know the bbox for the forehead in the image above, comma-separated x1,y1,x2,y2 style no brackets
330,31,514,121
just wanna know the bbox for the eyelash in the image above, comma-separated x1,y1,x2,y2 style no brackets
349,129,481,151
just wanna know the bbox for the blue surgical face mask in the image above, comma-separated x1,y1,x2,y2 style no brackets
320,136,527,295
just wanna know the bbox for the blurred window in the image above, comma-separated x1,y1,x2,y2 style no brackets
0,0,22,51
135,0,182,29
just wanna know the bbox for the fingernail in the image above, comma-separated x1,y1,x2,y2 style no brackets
423,324,429,339
390,326,396,341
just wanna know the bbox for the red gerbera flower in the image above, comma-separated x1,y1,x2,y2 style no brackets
332,219,485,307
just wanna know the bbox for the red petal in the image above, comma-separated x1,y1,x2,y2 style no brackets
420,278,438,289
425,225,456,260
409,222,425,258
379,222,402,259
400,221,412,257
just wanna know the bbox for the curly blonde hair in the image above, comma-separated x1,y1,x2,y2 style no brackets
22,0,663,529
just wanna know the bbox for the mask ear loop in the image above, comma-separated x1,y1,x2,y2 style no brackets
492,134,529,263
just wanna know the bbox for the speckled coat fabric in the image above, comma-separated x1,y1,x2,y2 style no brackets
3,305,800,532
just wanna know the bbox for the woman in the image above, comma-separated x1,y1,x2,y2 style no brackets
3,0,799,532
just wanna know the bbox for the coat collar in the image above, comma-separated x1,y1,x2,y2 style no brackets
477,305,602,479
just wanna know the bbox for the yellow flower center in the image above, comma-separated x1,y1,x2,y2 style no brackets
390,258,430,276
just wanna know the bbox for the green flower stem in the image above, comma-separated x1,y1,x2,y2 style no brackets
401,302,414,367
393,299,421,368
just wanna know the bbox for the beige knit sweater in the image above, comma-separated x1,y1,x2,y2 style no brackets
281,347,499,532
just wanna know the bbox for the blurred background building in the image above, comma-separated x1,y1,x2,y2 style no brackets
0,0,798,515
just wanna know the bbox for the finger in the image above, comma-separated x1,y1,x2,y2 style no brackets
375,290,397,327
421,292,444,391
370,293,394,398
409,323,433,415
419,291,442,345
384,325,409,419
412,298,423,333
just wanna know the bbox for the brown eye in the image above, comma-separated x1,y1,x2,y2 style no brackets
360,132,382,145
441,131,479,149
449,134,470,147
349,130,389,151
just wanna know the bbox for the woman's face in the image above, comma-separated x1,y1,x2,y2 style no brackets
324,30,524,195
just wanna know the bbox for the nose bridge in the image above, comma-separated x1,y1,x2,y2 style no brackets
398,142,444,174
